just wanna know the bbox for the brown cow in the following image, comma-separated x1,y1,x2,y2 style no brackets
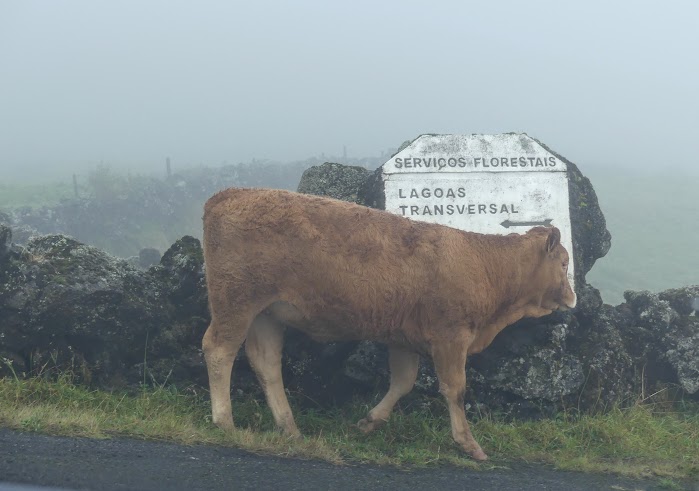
201,188,576,461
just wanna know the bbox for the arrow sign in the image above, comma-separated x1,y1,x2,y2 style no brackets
500,219,553,229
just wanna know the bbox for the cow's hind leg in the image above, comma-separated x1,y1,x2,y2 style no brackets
245,313,300,437
357,345,419,434
432,343,488,461
202,312,253,431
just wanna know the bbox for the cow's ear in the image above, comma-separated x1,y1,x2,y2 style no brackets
545,227,561,253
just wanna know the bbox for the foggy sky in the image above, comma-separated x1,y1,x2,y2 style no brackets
1,0,698,182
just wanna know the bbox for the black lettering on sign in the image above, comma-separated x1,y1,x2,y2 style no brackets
400,203,523,216
395,156,473,169
398,187,473,199
452,156,558,168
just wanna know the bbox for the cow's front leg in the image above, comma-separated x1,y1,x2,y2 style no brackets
431,343,488,461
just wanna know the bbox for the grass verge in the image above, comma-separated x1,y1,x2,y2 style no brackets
1,376,698,483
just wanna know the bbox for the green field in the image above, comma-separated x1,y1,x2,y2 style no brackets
584,168,699,304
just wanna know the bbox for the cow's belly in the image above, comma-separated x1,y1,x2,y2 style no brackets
263,301,383,343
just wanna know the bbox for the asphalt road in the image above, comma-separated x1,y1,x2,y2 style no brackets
0,428,685,491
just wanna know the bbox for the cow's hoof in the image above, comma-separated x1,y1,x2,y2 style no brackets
356,417,379,434
468,448,489,462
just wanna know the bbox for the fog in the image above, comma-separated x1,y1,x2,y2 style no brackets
1,0,698,182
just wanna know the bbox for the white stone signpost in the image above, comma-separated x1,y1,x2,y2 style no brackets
382,133,575,289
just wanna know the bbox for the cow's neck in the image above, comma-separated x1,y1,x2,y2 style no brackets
466,234,551,354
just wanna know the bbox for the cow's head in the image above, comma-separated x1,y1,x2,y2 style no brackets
528,227,577,311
